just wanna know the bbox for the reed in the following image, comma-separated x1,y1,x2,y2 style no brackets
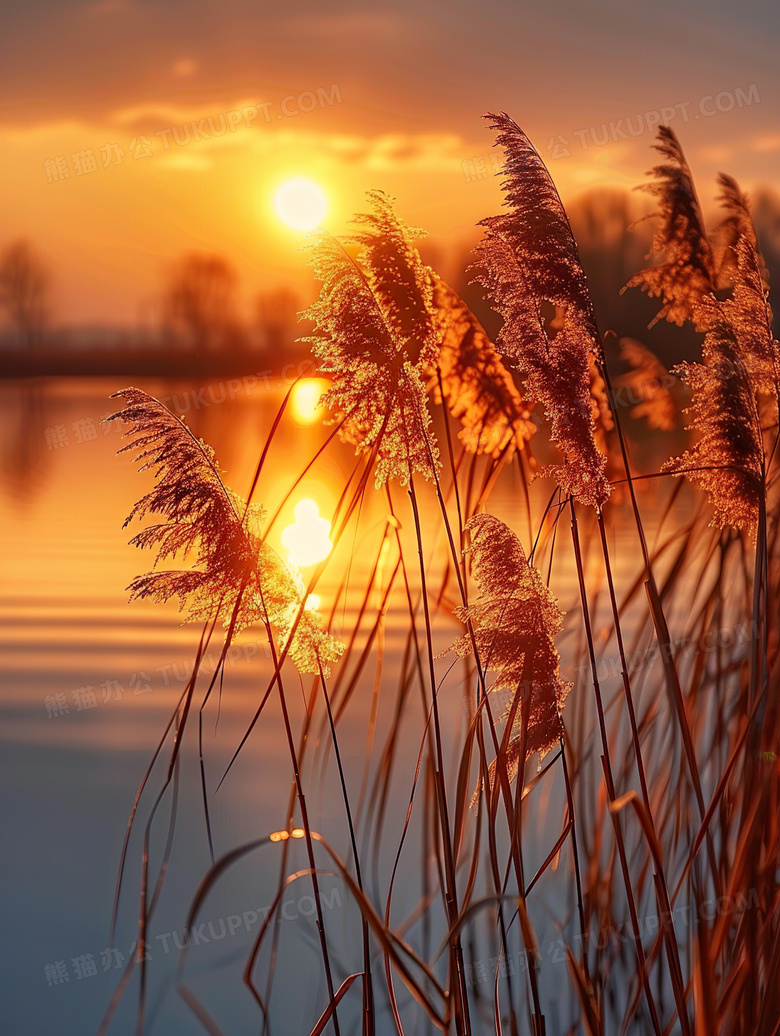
102,117,779,1035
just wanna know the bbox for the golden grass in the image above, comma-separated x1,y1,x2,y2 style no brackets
101,118,780,1036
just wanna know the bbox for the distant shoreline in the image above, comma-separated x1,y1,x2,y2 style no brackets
0,347,299,380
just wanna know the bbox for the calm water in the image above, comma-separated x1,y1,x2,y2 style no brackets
1,376,663,1035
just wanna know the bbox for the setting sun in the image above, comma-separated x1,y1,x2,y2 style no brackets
274,178,328,231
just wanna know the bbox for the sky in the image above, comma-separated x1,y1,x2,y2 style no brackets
0,0,778,324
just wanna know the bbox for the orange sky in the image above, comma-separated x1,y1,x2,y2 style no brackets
0,0,777,324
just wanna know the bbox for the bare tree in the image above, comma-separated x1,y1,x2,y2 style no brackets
163,253,244,354
0,239,50,350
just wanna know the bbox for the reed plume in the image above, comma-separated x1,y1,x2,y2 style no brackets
304,190,440,487
107,388,343,675
712,172,763,287
474,112,610,507
452,514,570,795
618,338,677,431
629,135,775,528
720,232,778,396
663,301,764,532
715,174,777,393
628,134,773,337
427,274,536,457
625,125,715,326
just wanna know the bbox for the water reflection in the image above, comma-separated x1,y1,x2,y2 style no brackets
0,375,276,507
1,380,46,503
0,375,636,1035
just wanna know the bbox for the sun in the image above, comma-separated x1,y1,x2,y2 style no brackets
274,179,327,231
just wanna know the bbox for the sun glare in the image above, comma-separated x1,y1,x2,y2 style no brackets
274,179,327,231
290,378,328,424
281,499,333,568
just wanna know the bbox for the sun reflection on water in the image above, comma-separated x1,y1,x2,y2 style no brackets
281,498,333,568
289,378,328,425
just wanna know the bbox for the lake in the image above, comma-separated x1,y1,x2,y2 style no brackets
1,375,672,1035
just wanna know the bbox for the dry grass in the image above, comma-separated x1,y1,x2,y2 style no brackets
101,117,780,1036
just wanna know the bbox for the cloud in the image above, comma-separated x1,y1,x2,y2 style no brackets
751,134,780,154
172,59,198,78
